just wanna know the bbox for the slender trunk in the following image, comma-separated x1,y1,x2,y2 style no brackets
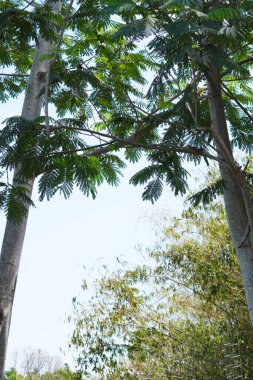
0,3,60,376
206,66,253,324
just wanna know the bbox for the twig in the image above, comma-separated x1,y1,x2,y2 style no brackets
0,73,29,77
208,124,238,172
44,0,74,133
51,0,74,65
185,102,220,157
243,160,250,173
223,76,253,82
20,0,35,11
44,61,50,133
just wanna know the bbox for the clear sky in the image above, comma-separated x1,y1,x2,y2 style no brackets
1,95,187,369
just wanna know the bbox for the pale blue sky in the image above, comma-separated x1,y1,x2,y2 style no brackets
1,95,187,369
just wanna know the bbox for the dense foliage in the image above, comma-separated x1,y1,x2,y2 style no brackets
70,203,253,379
1,0,253,220
0,0,150,221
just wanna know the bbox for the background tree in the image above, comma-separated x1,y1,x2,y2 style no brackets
0,0,62,375
70,202,253,379
4,365,80,380
21,349,62,379
3,349,79,380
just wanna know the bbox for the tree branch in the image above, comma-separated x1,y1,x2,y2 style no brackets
0,73,29,77
221,82,253,123
44,0,74,132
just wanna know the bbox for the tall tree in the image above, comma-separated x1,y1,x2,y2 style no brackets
0,1,61,376
78,0,253,325
0,0,147,374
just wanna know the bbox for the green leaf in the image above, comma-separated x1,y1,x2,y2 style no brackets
188,179,227,207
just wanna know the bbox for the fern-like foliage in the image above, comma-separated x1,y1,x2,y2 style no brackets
130,151,189,203
0,116,126,220
1,0,253,218
188,179,227,207
0,176,35,223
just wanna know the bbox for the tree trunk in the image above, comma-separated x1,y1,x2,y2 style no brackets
206,66,253,325
0,3,60,376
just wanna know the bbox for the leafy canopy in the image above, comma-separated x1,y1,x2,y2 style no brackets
1,0,253,221
0,0,150,221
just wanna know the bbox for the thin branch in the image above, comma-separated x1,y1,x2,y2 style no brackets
238,55,253,67
11,120,225,163
125,92,141,121
221,82,253,123
150,78,202,115
82,56,95,65
44,0,75,132
44,61,50,133
3,143,113,166
220,55,253,79
208,124,238,172
243,160,250,173
0,73,29,77
50,125,222,162
20,0,35,11
123,142,223,163
3,130,222,166
180,102,220,158
51,0,74,65
223,76,253,82
43,142,112,159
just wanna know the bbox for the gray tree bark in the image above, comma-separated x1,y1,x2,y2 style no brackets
207,66,253,325
0,3,60,377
